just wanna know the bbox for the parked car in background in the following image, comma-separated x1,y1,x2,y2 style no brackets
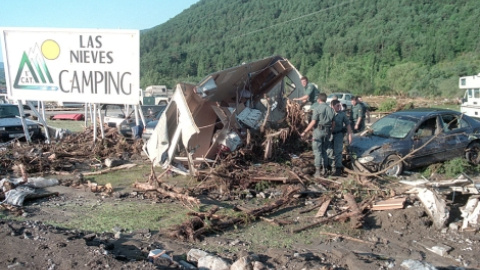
326,92,353,110
348,108,480,176
101,104,167,139
141,105,167,142
0,104,42,142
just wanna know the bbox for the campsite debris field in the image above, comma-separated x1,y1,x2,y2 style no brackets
1,96,480,270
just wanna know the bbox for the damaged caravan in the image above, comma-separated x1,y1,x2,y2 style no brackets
143,55,307,175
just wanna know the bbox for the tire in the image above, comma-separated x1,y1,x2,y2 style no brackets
466,142,480,165
381,155,403,176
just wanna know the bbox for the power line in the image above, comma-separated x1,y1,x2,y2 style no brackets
230,0,355,40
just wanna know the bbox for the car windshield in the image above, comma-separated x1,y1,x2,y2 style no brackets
371,115,417,139
328,93,341,99
0,106,20,118
142,105,167,120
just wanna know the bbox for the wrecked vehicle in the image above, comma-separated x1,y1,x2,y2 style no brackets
143,55,306,172
326,92,353,110
101,104,166,139
141,104,167,142
348,108,480,176
0,104,43,142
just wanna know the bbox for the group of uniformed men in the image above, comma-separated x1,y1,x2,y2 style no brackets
293,76,368,178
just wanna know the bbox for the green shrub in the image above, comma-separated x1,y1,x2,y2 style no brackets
422,158,478,178
378,98,398,112
443,158,476,178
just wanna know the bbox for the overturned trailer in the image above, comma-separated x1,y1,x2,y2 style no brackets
143,55,307,175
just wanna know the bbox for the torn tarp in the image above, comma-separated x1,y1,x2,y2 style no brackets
143,55,306,173
0,177,60,206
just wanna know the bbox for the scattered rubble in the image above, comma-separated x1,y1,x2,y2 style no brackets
0,56,479,269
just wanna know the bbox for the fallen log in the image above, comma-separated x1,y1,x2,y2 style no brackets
83,163,137,176
133,181,199,205
344,193,363,229
169,187,299,241
293,196,374,233
251,176,292,183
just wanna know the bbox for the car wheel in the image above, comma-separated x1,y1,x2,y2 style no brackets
466,142,480,165
381,155,403,176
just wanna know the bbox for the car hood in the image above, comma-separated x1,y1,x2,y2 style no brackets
349,135,398,157
145,120,159,131
0,117,38,127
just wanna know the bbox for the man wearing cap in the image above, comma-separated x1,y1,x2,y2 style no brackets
300,93,335,178
330,99,353,176
351,96,366,133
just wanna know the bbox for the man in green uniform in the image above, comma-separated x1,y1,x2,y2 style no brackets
330,99,353,176
301,93,335,178
293,76,319,106
293,76,320,123
351,96,366,133
358,96,371,123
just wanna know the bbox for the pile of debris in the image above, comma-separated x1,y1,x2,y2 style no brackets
0,125,143,176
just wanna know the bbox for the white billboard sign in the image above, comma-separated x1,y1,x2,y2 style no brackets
0,28,139,105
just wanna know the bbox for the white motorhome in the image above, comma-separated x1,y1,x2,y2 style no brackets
140,85,173,105
460,73,480,117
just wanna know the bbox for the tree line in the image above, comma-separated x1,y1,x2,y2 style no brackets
140,0,480,98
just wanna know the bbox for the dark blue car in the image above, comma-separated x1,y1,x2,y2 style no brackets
348,108,480,176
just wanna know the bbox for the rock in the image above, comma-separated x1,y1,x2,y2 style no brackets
253,261,267,270
197,255,231,270
187,248,210,262
231,255,253,270
400,259,437,270
104,158,124,168
83,233,96,241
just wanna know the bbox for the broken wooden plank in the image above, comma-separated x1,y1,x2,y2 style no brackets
315,199,331,217
251,176,292,183
371,197,406,211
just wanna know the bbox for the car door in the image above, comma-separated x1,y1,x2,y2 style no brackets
410,116,444,167
440,113,471,160
344,94,353,109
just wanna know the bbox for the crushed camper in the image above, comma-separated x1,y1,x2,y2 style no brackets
143,55,307,175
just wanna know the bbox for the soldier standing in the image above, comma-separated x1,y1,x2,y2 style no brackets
351,96,366,133
301,93,335,178
330,99,353,176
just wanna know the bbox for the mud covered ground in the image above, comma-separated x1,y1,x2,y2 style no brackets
1,175,479,270
1,96,477,270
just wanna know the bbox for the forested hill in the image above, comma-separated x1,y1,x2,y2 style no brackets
140,0,480,98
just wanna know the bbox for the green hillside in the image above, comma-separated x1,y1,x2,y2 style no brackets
140,0,480,98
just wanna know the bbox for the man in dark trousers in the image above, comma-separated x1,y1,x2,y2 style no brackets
300,93,335,178
330,99,353,176
351,96,366,133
